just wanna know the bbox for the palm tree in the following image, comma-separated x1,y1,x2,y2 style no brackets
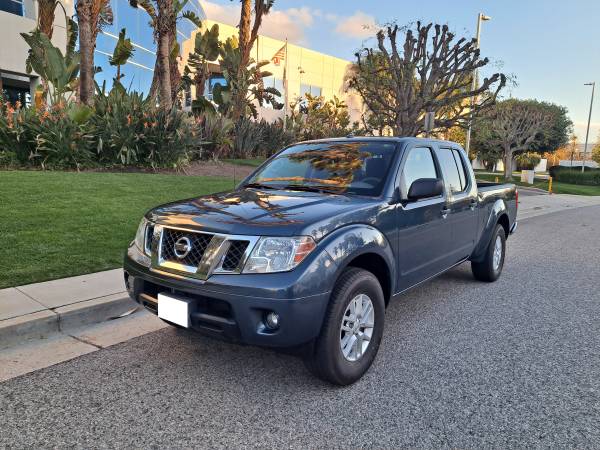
37,0,70,39
130,0,201,109
75,0,113,105
231,0,273,121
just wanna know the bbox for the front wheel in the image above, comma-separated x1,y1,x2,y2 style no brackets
304,267,385,385
471,224,506,282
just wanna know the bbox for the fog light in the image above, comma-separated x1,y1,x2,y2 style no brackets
264,312,280,330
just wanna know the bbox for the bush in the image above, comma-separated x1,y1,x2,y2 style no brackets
0,100,96,169
548,165,600,185
0,91,207,170
515,152,541,170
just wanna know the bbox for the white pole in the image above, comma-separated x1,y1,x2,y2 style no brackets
582,82,595,173
282,39,288,129
465,13,489,154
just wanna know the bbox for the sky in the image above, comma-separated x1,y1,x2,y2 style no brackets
200,0,600,145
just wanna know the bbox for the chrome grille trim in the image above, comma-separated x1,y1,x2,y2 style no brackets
149,224,260,280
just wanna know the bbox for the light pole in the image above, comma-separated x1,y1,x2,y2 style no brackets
582,82,595,173
464,13,491,155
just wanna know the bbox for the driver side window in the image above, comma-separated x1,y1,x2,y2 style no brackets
400,147,438,199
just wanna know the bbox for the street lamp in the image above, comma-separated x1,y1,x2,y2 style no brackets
464,13,491,155
581,82,595,173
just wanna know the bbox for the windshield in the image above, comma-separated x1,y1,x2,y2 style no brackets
245,141,397,196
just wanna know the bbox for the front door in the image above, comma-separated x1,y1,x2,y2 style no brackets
394,145,451,292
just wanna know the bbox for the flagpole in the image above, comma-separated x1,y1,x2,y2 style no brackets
283,38,288,129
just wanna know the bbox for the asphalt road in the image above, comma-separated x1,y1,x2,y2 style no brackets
1,206,599,448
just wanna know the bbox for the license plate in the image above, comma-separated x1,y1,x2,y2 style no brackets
158,293,191,328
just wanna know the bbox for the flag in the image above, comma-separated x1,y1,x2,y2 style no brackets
271,44,286,66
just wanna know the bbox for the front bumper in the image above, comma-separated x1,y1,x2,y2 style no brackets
123,247,335,348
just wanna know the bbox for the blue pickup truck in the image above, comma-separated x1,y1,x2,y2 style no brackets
124,137,517,385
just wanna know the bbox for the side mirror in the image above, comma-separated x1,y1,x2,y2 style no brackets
407,178,444,201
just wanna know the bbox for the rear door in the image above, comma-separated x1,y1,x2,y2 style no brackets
434,147,479,261
394,145,451,291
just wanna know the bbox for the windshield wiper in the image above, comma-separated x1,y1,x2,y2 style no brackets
242,182,279,190
282,184,342,194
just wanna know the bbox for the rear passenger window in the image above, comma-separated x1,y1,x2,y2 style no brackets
452,149,468,191
400,147,438,197
437,148,465,193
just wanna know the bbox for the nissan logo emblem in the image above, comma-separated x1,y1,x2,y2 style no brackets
173,236,192,259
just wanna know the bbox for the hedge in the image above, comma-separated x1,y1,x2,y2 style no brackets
548,166,600,186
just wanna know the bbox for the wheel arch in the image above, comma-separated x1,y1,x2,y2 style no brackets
321,224,396,306
470,199,510,263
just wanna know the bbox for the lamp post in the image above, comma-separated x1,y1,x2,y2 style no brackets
582,82,595,173
464,13,491,155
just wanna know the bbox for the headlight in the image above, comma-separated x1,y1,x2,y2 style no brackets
133,218,153,255
243,236,316,273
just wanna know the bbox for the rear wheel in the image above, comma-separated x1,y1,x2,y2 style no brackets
471,224,506,282
304,267,385,385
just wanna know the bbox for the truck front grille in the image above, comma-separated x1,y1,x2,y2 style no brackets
221,240,250,271
160,228,213,268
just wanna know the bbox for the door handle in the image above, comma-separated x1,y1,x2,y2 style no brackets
441,206,450,218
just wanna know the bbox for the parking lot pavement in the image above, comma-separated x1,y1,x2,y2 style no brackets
1,205,599,448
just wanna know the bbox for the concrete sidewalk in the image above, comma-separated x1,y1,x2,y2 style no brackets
0,269,137,349
517,192,600,220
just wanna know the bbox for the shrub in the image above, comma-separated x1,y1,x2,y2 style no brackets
195,113,233,160
515,152,541,170
0,99,96,169
549,165,600,185
232,118,265,159
255,119,295,157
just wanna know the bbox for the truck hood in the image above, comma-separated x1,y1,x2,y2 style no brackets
147,188,383,239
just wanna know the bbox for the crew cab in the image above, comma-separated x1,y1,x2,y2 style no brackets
124,137,517,385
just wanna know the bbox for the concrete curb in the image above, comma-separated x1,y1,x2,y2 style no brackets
0,294,137,350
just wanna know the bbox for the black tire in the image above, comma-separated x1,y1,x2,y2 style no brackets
304,267,385,385
471,224,506,282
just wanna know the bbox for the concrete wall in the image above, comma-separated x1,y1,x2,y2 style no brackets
0,0,72,92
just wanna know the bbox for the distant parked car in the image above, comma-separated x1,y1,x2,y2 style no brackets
124,137,518,385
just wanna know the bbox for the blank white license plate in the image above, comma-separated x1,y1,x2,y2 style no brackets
157,293,192,328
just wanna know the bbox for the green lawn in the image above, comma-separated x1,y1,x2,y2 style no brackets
0,171,234,289
223,158,266,167
475,173,600,196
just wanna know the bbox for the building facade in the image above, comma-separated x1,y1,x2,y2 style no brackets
0,0,72,104
1,0,360,122
179,19,362,122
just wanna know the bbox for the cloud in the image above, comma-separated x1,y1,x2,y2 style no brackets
334,11,377,38
199,0,313,44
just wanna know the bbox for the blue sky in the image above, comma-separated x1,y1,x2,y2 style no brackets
201,0,600,143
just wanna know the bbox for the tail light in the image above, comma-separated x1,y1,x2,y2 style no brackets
515,189,519,211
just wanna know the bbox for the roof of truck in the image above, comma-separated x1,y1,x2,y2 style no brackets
297,136,463,148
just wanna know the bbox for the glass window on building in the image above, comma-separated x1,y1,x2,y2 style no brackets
300,83,310,98
0,0,23,15
310,85,322,97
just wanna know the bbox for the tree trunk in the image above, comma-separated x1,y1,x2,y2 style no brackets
149,57,160,101
504,147,513,180
77,0,95,105
38,0,56,39
238,0,251,59
168,29,180,103
156,0,173,110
